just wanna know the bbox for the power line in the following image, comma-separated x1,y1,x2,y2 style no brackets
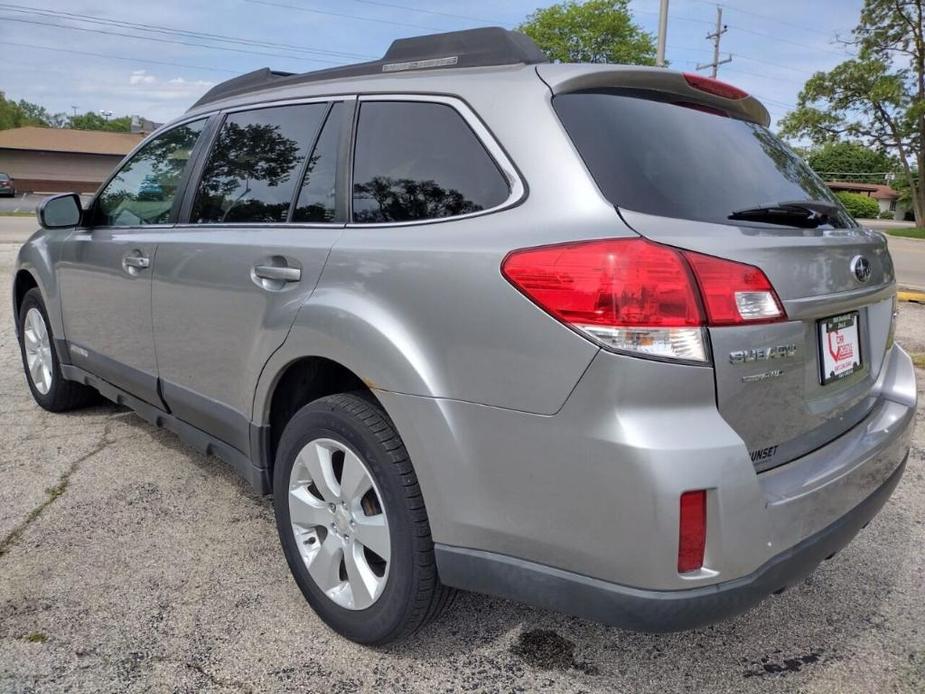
689,0,855,42
633,6,713,26
242,0,444,32
343,0,502,24
0,3,373,60
2,40,238,74
726,23,854,58
0,15,349,65
721,66,804,87
733,53,821,76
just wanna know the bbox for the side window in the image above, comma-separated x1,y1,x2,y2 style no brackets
293,102,344,223
351,101,510,223
191,103,327,224
94,119,206,227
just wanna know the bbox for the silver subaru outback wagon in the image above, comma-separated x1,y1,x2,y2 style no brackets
14,28,917,644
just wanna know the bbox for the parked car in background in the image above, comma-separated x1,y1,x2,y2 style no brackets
13,28,916,645
0,172,15,197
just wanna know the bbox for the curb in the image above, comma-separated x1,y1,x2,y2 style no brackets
898,290,925,304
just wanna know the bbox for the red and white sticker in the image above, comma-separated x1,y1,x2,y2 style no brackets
820,312,862,384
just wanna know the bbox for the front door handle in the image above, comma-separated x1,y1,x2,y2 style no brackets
123,255,150,269
122,251,150,275
253,265,301,282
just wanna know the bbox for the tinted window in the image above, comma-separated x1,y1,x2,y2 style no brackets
192,104,327,224
94,119,205,227
0,173,9,180
554,91,852,228
293,102,343,223
352,101,509,223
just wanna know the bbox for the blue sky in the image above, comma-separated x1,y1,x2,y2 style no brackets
0,0,863,127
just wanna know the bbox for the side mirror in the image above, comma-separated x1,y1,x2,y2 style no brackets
37,193,83,229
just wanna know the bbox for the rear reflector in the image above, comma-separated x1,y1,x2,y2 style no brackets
501,238,786,363
678,490,707,573
682,72,748,100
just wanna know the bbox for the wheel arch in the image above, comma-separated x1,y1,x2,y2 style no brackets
14,236,68,360
253,297,445,430
261,356,377,474
13,268,39,324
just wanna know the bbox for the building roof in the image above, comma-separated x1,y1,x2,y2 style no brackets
0,127,144,156
826,180,899,200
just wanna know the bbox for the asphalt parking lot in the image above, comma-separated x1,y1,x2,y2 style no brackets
0,243,923,693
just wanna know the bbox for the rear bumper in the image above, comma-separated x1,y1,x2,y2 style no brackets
436,454,906,632
379,343,914,627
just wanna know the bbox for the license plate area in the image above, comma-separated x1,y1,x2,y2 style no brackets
818,311,862,385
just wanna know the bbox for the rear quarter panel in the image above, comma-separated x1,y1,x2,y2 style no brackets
253,67,635,419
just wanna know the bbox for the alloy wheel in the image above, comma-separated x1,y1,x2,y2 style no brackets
287,438,391,610
23,307,53,395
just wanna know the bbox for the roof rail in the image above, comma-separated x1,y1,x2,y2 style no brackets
190,27,548,110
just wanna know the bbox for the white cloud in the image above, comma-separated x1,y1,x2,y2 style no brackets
129,70,157,85
167,77,214,87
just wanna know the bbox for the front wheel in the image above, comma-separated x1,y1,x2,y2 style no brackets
17,288,98,412
273,393,454,644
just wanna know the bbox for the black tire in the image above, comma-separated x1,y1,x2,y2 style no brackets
273,392,455,644
18,288,98,412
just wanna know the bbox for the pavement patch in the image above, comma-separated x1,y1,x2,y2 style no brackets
742,650,824,678
510,629,599,675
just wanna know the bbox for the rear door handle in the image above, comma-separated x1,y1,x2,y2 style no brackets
253,265,301,282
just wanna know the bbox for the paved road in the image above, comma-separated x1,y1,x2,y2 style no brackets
885,236,925,291
1,245,925,691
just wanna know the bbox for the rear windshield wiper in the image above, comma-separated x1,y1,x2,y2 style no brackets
728,199,840,227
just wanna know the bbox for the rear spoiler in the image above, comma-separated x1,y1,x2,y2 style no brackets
536,64,770,127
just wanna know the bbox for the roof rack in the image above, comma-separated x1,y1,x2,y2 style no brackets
190,27,548,110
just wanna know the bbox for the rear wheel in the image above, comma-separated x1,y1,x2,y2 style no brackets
273,393,454,644
18,288,98,412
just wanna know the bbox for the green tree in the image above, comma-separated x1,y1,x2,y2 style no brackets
804,141,900,182
68,112,132,132
779,0,925,223
0,93,64,129
17,100,66,127
518,0,656,65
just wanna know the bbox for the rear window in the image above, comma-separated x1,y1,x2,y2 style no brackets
554,90,852,228
0,173,9,180
351,101,509,223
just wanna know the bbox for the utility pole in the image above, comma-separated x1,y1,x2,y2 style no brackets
696,6,731,78
656,0,669,67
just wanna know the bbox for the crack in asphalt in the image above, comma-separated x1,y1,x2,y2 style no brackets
0,419,117,558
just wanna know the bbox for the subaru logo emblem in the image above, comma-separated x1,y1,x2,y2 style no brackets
851,256,871,283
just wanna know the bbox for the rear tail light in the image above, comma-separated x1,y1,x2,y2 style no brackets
678,490,707,573
683,251,785,325
502,238,785,363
